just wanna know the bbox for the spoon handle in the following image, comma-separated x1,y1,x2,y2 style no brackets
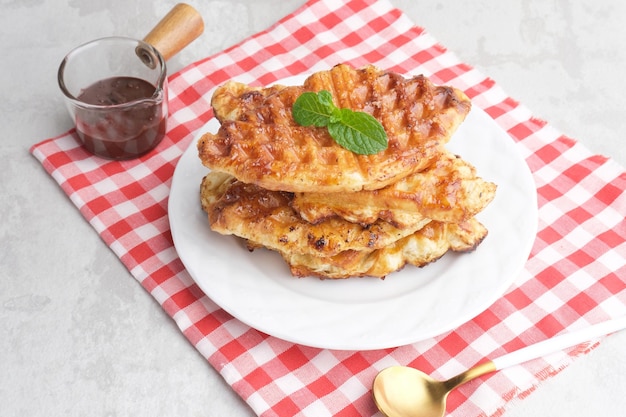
492,315,626,370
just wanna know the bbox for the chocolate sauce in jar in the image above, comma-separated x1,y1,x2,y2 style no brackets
74,76,167,160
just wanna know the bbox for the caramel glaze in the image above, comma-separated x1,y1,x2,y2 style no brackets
204,175,429,257
198,64,472,193
290,151,497,228
283,219,489,279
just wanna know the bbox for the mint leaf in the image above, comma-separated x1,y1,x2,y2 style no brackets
317,90,335,109
327,108,388,155
292,90,388,155
292,91,333,127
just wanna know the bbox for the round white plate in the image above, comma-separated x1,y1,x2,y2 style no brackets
168,76,538,350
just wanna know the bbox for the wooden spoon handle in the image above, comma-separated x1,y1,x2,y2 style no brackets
143,3,204,61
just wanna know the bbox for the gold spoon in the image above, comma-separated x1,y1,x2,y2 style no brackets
373,315,626,417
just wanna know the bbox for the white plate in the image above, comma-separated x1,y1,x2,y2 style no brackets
169,76,538,350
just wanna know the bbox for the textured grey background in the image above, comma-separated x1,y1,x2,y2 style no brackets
2,1,625,416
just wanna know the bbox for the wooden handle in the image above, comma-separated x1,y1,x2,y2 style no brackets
143,3,204,61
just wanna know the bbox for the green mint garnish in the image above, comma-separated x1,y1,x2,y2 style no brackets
292,90,388,155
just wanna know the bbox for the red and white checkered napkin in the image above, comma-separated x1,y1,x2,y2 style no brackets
31,0,626,415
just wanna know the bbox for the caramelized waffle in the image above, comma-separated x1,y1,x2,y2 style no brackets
200,172,431,257
291,151,496,228
281,219,488,279
198,64,472,193
197,65,495,279
211,80,286,124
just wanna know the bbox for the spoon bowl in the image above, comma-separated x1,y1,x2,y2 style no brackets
372,315,626,417
373,366,445,417
373,362,495,417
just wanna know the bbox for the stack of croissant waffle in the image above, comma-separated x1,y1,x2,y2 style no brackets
196,64,496,279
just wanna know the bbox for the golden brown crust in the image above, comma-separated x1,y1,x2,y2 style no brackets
196,65,494,279
200,172,431,257
198,64,471,193
290,151,497,228
210,80,286,124
281,219,488,279
200,171,489,279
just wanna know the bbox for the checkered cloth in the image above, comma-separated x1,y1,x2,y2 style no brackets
31,0,626,415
